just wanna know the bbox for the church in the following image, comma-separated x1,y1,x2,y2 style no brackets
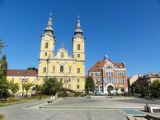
37,15,85,92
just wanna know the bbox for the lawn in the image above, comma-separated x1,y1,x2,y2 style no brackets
0,98,26,107
0,95,50,107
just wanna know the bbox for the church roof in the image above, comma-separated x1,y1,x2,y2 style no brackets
7,70,37,76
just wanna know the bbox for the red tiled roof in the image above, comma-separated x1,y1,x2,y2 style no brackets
112,62,124,68
7,70,37,76
89,59,125,72
88,60,105,72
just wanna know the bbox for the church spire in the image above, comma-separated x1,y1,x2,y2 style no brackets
74,16,83,34
45,13,53,33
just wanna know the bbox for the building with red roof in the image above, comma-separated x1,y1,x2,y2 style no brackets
88,54,128,94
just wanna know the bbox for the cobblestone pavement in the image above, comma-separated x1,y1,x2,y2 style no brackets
0,97,159,120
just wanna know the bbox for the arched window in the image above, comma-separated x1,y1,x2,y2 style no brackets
60,65,64,73
52,66,55,73
77,44,80,50
77,68,80,73
45,42,49,48
43,67,46,73
77,54,80,58
61,52,64,58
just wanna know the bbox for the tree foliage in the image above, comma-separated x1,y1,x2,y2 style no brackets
131,79,160,98
8,81,19,96
27,67,37,71
0,55,8,99
43,78,62,95
0,40,4,55
85,76,95,94
131,80,148,97
150,80,160,98
22,82,33,97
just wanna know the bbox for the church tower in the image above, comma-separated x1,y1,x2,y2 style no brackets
72,16,85,91
72,16,85,61
38,14,55,81
37,15,85,92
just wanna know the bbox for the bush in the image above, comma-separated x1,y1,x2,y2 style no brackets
58,91,68,97
152,90,159,98
73,92,82,97
0,114,4,120
5,97,21,103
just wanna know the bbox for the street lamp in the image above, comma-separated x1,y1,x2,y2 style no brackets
147,80,151,100
100,68,104,93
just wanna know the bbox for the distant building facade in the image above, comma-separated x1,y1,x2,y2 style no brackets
7,70,37,96
129,72,160,86
128,72,160,95
38,15,85,92
128,75,139,87
141,72,160,84
88,55,127,94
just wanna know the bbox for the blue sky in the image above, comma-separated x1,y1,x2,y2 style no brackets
0,0,160,76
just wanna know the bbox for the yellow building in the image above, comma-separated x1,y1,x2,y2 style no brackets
38,15,85,92
7,70,37,96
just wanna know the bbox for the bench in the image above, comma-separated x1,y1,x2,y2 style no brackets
145,104,160,113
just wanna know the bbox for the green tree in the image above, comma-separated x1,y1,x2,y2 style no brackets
43,78,62,95
85,76,95,94
0,40,4,55
8,81,19,96
27,67,37,71
35,84,43,99
0,55,8,100
22,83,33,97
131,80,148,97
150,80,160,98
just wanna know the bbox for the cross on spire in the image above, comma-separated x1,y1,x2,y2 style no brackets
45,13,53,33
75,15,83,34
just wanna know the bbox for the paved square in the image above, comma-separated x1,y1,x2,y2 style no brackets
0,97,159,120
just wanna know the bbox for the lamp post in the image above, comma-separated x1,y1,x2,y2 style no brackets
101,68,104,93
147,80,151,100
21,78,25,98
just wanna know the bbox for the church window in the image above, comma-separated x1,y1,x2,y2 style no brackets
77,79,79,82
60,65,64,73
52,66,55,73
45,52,47,56
77,44,80,50
43,67,46,73
45,42,49,48
91,73,94,76
61,52,64,58
77,68,80,73
77,54,80,58
68,67,71,73
77,85,80,89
